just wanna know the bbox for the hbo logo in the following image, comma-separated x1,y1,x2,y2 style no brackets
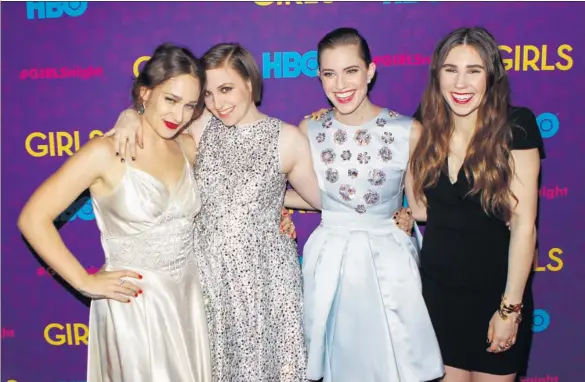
262,51,318,79
536,112,560,139
26,2,88,20
57,198,95,222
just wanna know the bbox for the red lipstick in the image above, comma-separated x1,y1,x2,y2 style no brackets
164,121,179,130
450,92,473,105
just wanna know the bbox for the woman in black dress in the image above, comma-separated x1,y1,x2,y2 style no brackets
407,27,544,381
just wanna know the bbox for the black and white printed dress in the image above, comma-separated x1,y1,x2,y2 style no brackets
192,115,307,382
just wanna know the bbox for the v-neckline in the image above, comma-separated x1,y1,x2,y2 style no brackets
127,161,188,195
445,156,463,186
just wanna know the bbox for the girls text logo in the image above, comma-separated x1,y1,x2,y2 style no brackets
499,44,573,72
534,248,563,272
44,323,88,346
25,129,104,158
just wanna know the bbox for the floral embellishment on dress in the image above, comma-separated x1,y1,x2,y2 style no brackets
339,184,356,201
326,168,339,183
388,110,399,119
378,147,392,162
368,169,387,186
316,132,326,143
333,129,347,145
341,150,352,161
321,149,336,165
376,118,387,127
322,117,333,129
364,189,380,205
357,152,371,164
355,205,366,214
348,168,358,179
381,131,394,144
354,130,371,146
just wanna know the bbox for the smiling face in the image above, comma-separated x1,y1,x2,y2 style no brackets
318,44,375,115
140,74,201,139
203,66,255,127
439,44,487,118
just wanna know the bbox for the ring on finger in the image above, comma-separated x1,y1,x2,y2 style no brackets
119,279,125,287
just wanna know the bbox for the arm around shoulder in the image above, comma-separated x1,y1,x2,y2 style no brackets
187,108,213,147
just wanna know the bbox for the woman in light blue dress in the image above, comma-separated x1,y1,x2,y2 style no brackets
287,28,444,382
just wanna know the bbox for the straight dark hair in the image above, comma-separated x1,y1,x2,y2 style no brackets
201,43,263,104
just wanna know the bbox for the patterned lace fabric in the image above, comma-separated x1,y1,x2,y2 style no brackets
92,157,201,281
193,116,307,381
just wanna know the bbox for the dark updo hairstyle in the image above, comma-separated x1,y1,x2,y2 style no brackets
132,43,207,125
317,27,373,67
201,43,263,104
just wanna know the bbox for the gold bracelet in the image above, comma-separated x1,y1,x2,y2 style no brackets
498,295,523,321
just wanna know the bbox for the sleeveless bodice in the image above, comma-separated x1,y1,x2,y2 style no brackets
303,109,444,381
91,155,201,281
191,115,307,381
194,115,287,234
307,109,412,219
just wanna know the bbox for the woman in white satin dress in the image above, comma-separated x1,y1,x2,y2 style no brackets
287,28,444,382
17,44,212,382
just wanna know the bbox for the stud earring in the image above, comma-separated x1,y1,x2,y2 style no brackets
137,104,145,115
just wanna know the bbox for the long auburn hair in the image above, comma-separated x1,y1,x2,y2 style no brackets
410,27,517,221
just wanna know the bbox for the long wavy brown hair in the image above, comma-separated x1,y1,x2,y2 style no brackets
410,27,517,221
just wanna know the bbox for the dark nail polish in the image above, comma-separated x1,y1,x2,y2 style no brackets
139,274,143,279
127,299,131,303
139,289,143,294
132,157,136,161
121,158,125,163
135,293,138,297
116,152,119,156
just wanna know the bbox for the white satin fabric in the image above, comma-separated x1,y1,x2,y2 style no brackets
303,212,443,382
86,149,212,382
304,109,444,382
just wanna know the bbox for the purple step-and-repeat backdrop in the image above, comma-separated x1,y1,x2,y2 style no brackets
2,2,584,381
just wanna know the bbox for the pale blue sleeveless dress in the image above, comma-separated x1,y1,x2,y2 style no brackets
303,109,444,382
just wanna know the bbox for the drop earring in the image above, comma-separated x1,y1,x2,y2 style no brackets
138,103,145,115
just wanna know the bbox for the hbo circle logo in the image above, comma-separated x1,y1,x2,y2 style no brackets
26,2,88,20
536,112,560,139
532,309,551,333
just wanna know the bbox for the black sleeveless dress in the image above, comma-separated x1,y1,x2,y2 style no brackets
413,105,545,375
